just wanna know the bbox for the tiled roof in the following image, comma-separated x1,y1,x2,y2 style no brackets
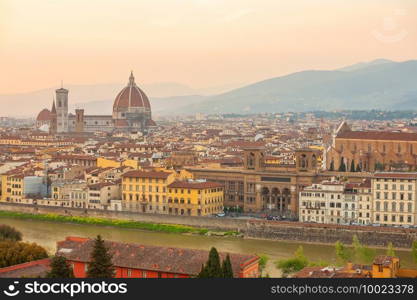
113,73,150,111
123,170,171,179
337,131,417,141
168,181,223,189
36,109,52,121
0,258,51,278
57,237,258,277
374,172,417,179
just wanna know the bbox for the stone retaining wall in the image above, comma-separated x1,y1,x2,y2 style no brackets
1,203,416,248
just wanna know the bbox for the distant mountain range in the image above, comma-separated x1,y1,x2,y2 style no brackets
176,59,417,115
1,59,416,117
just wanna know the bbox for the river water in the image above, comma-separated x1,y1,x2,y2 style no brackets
0,217,414,277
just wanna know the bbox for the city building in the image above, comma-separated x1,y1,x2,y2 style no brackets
188,146,321,217
167,180,224,216
299,181,345,224
326,122,417,172
299,179,372,225
372,172,417,226
121,170,176,213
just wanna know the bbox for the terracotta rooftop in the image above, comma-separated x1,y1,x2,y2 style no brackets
57,237,258,277
168,180,224,190
337,131,417,141
123,170,171,179
374,172,417,179
0,258,50,278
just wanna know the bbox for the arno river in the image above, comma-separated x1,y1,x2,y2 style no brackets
1,217,414,277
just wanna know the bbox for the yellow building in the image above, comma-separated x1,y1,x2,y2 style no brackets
167,180,224,216
97,157,140,169
121,170,177,213
1,173,24,203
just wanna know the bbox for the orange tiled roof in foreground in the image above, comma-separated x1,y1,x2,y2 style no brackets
57,236,258,277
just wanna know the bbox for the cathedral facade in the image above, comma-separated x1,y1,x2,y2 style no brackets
35,72,156,134
326,122,417,172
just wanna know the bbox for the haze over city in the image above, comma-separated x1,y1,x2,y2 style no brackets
0,0,416,96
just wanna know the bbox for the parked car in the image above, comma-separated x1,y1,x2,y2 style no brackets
216,213,226,217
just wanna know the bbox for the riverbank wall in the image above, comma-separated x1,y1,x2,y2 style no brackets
1,203,416,248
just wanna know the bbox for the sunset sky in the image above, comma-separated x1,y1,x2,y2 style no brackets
0,0,416,94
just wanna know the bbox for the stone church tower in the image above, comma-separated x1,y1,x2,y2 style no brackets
49,99,57,134
56,84,69,133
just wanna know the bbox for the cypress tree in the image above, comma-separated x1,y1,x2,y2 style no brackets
338,158,346,172
329,161,334,171
222,254,234,278
350,160,355,172
197,247,222,278
386,242,396,257
206,247,222,277
197,264,208,278
356,164,361,172
86,235,115,278
46,255,74,278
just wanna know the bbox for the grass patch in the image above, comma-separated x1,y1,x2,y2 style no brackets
0,210,209,235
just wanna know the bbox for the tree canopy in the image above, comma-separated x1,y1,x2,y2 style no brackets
0,224,22,242
198,247,234,278
46,255,74,278
86,235,115,278
0,241,48,268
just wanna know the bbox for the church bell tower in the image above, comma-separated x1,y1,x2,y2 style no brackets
56,82,69,133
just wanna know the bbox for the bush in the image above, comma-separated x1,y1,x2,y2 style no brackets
275,246,309,277
0,241,48,268
0,224,22,242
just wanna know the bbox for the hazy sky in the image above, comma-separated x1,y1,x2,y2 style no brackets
0,0,416,94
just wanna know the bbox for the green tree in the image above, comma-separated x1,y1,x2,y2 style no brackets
350,160,356,172
352,235,375,264
198,264,208,278
198,247,222,278
329,161,335,171
338,158,346,172
356,164,361,172
221,254,234,278
375,162,385,171
258,254,269,277
386,242,396,257
275,246,309,277
411,241,417,266
0,224,22,242
86,235,115,278
46,255,74,278
335,241,351,264
0,241,48,268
